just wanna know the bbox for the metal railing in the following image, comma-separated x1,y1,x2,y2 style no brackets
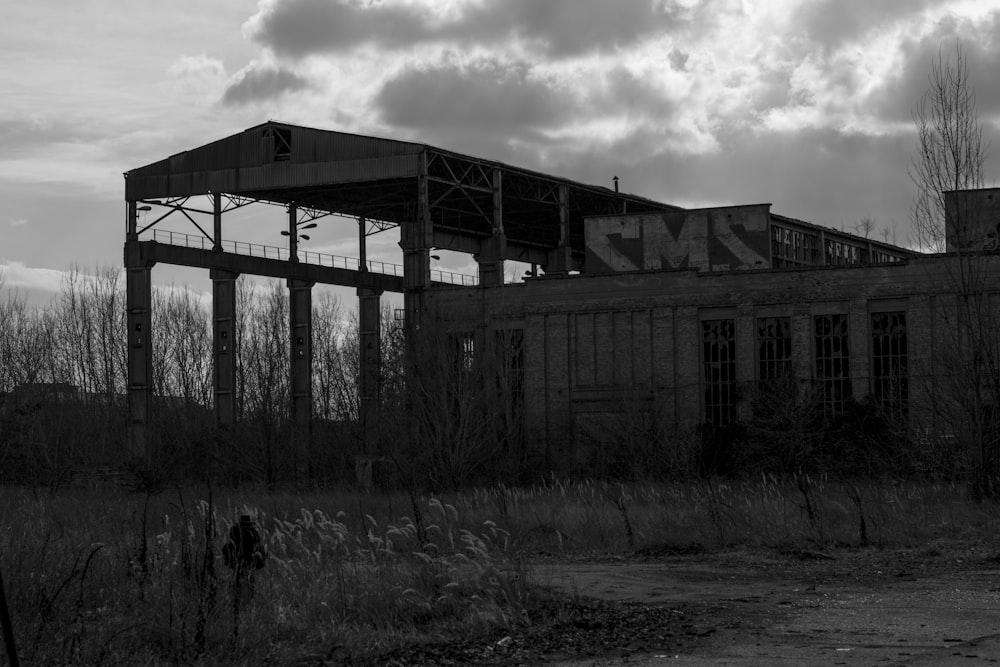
151,230,477,286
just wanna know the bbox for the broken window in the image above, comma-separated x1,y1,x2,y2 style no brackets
703,319,737,426
870,249,899,264
771,225,819,267
264,126,292,162
814,314,851,414
757,316,792,382
871,311,908,418
494,329,525,440
449,331,476,373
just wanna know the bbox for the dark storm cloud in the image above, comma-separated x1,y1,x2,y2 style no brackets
668,48,689,72
543,126,920,239
221,65,309,105
373,59,685,169
458,0,690,58
248,0,690,59
246,0,433,59
375,59,569,134
869,12,1000,124
792,0,934,53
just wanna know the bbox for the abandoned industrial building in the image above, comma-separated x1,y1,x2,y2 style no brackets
123,121,1000,477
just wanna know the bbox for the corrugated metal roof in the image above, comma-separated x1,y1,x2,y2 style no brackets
126,122,425,200
123,121,682,257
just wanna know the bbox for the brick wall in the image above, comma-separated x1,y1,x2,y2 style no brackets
424,254,1000,471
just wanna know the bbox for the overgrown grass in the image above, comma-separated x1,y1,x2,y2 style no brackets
0,488,529,665
457,475,1000,554
2,476,1000,664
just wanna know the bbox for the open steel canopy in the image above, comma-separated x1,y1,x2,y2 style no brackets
124,121,680,264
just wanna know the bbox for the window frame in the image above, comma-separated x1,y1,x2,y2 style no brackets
701,317,738,426
813,313,852,414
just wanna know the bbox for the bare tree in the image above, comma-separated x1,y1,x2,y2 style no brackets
908,42,1000,496
909,43,989,253
312,292,353,422
853,217,877,239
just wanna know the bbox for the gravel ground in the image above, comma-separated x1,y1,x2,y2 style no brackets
321,539,1000,666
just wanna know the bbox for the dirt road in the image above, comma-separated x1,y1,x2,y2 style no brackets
533,545,1000,665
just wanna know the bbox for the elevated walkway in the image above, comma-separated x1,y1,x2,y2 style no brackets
129,230,477,291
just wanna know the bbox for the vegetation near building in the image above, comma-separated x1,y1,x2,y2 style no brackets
2,46,996,489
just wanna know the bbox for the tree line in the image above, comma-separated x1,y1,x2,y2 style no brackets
0,270,528,489
0,269,368,485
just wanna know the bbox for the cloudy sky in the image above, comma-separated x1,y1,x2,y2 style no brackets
3,0,1000,301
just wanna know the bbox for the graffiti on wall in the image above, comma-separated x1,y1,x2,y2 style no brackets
585,204,772,273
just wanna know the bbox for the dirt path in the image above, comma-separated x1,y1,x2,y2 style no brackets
532,547,1000,666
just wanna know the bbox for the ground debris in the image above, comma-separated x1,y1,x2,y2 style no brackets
338,595,690,666
777,546,837,561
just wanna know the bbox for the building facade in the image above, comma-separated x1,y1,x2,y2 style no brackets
426,204,998,471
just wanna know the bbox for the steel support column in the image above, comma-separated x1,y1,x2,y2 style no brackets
125,200,154,467
125,261,153,467
213,192,223,251
401,151,433,335
546,184,572,273
212,269,239,431
477,169,506,287
358,216,382,455
358,287,382,455
288,279,313,480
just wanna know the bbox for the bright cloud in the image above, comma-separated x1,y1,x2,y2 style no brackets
166,54,229,102
0,260,71,295
4,0,1000,285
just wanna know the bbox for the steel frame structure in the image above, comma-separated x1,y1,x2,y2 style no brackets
123,121,680,473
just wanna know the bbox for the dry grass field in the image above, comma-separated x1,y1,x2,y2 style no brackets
2,476,999,665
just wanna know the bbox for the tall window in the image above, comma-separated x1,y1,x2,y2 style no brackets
814,314,851,414
703,319,737,425
757,317,792,381
451,331,475,373
871,312,908,416
495,329,525,412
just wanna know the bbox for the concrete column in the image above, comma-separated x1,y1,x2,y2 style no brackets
736,303,755,420
849,298,870,402
546,184,572,273
213,193,223,251
400,151,433,335
908,295,934,434
126,200,138,240
212,269,239,431
288,204,299,262
651,307,676,429
358,288,382,455
791,304,812,401
288,279,313,480
477,169,506,286
126,262,153,468
675,306,700,429
476,234,507,287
